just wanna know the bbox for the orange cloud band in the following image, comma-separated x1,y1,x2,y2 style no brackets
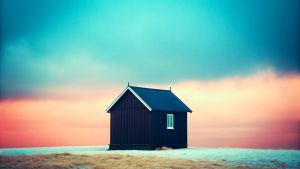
1,70,299,149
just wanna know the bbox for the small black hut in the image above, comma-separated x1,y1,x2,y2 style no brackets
106,85,192,150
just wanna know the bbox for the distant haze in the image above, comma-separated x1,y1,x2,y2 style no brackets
0,0,299,149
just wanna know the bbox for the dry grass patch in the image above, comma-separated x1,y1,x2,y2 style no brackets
155,146,173,150
0,153,281,169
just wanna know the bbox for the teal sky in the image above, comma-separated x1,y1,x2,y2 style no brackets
1,0,299,99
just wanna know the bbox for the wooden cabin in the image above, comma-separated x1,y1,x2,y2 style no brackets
105,85,192,150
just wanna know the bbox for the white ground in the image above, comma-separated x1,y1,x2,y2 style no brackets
0,146,299,168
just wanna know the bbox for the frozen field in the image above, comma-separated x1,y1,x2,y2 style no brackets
1,146,299,168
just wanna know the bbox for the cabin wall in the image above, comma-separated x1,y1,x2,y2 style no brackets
109,90,151,149
151,111,187,148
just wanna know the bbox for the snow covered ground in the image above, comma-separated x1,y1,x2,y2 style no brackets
1,146,299,168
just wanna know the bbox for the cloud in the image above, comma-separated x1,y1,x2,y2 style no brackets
170,69,300,149
1,1,299,100
1,69,299,149
0,99,111,148
0,39,125,99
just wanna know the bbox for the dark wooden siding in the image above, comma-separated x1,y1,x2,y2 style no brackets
110,90,151,145
151,111,187,147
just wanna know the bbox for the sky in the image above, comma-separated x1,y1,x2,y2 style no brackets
0,0,299,149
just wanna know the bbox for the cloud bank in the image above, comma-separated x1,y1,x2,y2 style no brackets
1,0,299,99
1,70,299,149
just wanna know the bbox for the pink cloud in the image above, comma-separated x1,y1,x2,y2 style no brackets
0,99,111,148
0,69,299,149
171,69,300,149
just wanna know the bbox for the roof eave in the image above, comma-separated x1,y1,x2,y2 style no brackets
150,109,193,113
105,86,152,113
128,87,152,111
105,86,130,112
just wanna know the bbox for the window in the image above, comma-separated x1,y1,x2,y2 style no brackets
167,114,174,129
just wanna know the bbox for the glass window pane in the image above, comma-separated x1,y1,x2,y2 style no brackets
167,114,174,128
167,115,169,127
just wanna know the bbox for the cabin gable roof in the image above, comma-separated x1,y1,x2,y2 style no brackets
106,86,192,113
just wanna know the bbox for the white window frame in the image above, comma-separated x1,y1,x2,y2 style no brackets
167,114,174,129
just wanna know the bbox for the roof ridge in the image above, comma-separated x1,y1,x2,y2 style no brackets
130,86,171,91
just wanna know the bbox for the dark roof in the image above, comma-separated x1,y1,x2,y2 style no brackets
106,86,192,112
